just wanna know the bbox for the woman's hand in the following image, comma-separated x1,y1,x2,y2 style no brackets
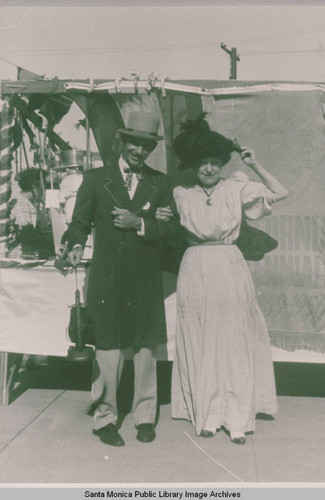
155,206,174,222
240,147,257,169
240,147,289,201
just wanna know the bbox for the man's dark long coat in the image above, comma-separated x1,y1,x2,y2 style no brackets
65,158,180,351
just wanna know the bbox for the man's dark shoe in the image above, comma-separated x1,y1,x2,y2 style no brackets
93,423,125,446
136,423,156,443
200,429,215,438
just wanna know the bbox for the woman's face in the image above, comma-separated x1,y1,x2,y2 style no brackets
196,157,224,188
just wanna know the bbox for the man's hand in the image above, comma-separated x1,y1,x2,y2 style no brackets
112,207,142,230
67,246,84,267
155,206,174,222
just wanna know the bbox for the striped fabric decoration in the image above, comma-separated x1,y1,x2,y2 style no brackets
0,100,15,256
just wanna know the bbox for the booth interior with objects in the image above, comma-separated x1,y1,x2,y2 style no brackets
1,73,325,405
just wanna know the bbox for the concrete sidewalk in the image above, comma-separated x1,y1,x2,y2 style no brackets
0,358,325,484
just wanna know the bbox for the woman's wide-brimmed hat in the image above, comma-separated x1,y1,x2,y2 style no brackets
173,112,241,169
118,111,164,142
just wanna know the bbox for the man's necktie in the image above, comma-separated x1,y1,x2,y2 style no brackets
123,167,144,191
123,167,133,191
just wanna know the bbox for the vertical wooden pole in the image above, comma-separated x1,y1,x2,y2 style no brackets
86,99,91,170
221,43,240,80
0,352,9,405
230,47,238,80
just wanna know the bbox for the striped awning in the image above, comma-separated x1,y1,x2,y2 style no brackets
0,100,15,256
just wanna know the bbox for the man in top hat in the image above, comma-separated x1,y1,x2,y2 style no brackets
65,110,180,447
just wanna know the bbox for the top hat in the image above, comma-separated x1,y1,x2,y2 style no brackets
118,111,164,141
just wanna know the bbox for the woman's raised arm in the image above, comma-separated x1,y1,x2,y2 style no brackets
240,147,289,201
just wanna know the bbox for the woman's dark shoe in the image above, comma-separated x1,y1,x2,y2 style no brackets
136,423,156,443
255,412,275,421
230,431,246,445
93,423,125,446
200,429,215,438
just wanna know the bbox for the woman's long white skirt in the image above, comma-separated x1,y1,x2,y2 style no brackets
171,245,278,435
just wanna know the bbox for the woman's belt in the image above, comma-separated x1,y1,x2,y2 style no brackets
187,240,231,247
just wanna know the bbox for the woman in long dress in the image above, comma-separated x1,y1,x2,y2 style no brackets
158,114,288,444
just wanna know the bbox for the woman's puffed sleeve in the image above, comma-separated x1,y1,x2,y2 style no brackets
173,186,183,209
173,185,183,198
231,171,279,220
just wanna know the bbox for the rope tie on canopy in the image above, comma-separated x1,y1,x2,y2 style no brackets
160,76,169,97
132,73,140,93
146,72,157,92
87,78,94,93
114,77,123,93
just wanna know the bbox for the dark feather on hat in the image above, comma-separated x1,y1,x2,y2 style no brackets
173,112,241,170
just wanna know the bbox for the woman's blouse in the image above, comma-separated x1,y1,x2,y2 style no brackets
173,171,282,245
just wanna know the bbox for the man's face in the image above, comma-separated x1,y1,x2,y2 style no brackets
121,136,157,169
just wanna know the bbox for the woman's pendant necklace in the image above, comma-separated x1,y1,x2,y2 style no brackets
201,186,215,206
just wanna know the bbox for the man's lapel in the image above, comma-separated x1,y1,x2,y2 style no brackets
129,165,158,214
103,157,131,208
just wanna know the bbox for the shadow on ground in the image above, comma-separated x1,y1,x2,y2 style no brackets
10,357,173,407
9,357,325,407
274,362,325,397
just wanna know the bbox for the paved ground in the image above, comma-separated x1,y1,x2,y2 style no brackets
0,358,325,485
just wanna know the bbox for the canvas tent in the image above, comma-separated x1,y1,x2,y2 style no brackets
1,75,325,357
